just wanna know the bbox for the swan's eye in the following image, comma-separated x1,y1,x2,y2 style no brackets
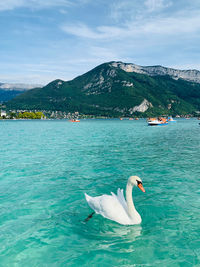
137,180,142,185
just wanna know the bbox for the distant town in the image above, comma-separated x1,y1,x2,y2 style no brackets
0,108,199,120
0,109,83,120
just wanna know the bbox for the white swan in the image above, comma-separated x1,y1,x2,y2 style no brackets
85,176,145,225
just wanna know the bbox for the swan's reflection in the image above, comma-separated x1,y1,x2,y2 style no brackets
96,224,142,253
105,224,142,239
68,211,142,254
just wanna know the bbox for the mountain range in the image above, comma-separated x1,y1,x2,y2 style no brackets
0,83,42,103
5,61,200,116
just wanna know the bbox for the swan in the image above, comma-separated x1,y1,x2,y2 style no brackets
84,176,145,225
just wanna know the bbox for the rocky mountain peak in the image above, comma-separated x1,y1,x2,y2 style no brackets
109,61,200,83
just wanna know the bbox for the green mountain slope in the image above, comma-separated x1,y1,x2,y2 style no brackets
6,62,200,116
0,89,25,103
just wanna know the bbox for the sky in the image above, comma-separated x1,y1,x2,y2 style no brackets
0,0,200,85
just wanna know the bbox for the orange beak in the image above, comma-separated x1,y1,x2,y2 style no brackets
138,183,145,192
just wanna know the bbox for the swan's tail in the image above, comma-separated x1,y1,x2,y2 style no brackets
84,193,92,203
84,193,96,221
84,193,97,212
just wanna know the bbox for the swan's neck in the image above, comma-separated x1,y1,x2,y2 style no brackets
126,182,138,218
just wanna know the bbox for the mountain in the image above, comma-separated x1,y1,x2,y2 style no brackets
6,62,200,116
0,83,42,103
0,89,24,103
111,62,200,83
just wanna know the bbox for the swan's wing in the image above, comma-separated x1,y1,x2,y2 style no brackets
85,192,130,225
111,189,127,211
117,188,128,212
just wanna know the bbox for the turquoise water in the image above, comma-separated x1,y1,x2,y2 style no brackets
0,119,199,266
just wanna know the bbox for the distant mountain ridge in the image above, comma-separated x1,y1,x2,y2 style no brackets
110,62,200,83
0,83,42,91
0,82,42,103
5,61,200,116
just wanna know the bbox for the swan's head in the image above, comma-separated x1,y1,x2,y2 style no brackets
128,176,145,192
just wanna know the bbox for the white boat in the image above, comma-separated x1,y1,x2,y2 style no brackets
147,117,168,126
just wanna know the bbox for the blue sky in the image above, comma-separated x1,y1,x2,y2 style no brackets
0,0,200,84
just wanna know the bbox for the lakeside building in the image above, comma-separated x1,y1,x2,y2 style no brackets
0,110,6,117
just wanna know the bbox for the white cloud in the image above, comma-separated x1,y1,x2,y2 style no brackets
61,23,126,39
62,9,200,40
0,0,23,11
109,0,172,23
61,23,100,39
144,0,172,12
110,1,132,21
0,0,72,11
139,12,200,34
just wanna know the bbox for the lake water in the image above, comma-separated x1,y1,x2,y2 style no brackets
0,119,199,266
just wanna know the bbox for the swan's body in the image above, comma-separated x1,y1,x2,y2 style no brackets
85,176,145,225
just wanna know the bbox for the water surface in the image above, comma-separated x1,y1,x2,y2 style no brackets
0,119,199,266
